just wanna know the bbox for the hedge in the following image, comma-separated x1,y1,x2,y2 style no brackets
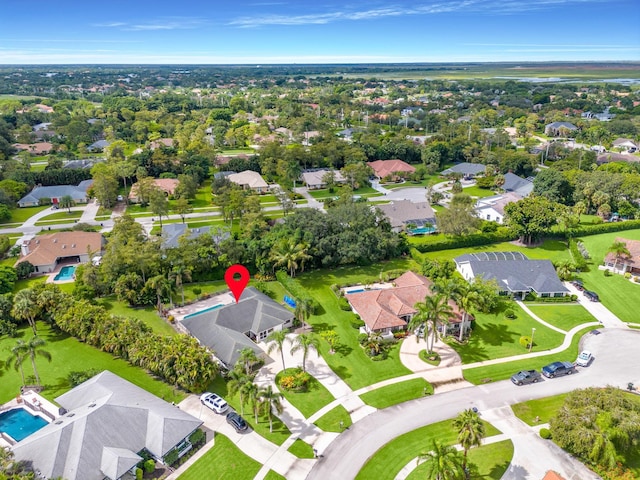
413,229,517,253
562,219,640,239
275,270,320,314
569,239,587,270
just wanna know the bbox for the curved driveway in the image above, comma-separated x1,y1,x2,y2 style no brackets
308,329,640,480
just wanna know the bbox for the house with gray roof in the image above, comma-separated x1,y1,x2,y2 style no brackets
454,251,569,299
181,287,293,368
18,180,93,207
377,200,436,232
88,139,111,152
502,172,533,197
301,169,346,189
544,122,578,137
440,162,486,178
12,371,203,480
161,224,230,249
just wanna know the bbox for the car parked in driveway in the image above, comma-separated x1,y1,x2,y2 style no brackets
576,350,593,367
511,370,542,386
200,392,229,414
584,290,599,302
542,361,576,378
226,411,249,432
570,279,584,291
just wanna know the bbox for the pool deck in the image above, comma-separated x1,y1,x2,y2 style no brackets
167,291,235,322
341,282,395,295
45,262,79,284
0,390,58,447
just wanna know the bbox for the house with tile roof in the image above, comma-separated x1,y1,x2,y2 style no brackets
129,178,179,202
367,159,416,181
228,170,270,193
454,252,569,299
181,287,293,368
345,271,465,334
13,142,54,155
376,200,435,232
18,180,93,207
603,237,640,275
12,371,203,480
16,231,103,274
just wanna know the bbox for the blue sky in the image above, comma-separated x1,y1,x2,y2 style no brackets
0,0,638,64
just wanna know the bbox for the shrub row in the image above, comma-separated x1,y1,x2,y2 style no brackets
563,219,640,239
275,270,319,314
569,239,588,270
524,293,578,303
412,229,517,253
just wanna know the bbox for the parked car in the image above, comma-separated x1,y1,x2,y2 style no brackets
414,323,425,338
511,370,542,386
584,290,599,302
576,350,593,367
570,279,584,291
226,411,249,432
200,392,229,414
542,361,576,378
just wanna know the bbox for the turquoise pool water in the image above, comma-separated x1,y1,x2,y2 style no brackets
0,408,48,442
183,303,224,319
409,226,436,235
54,265,76,281
346,288,365,294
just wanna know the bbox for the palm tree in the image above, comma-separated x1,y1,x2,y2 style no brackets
59,194,75,213
147,275,173,313
414,294,454,352
269,239,312,277
6,340,28,386
12,288,40,335
417,440,465,480
608,240,630,271
294,298,313,326
453,409,485,470
236,348,260,377
170,264,192,305
266,330,289,371
258,385,284,433
245,381,260,423
227,370,253,416
450,281,483,342
290,333,320,372
25,336,52,386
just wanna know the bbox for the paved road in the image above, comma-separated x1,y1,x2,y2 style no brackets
308,328,640,480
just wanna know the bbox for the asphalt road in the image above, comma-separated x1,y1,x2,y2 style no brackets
308,328,640,480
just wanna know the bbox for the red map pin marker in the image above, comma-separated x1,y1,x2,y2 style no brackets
225,264,250,303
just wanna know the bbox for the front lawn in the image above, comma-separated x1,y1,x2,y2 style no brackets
296,260,415,390
526,304,597,332
288,439,315,458
461,185,496,198
450,302,565,363
359,378,433,409
1,205,49,225
313,405,352,432
97,297,177,336
275,368,335,418
0,323,183,404
177,434,261,480
511,394,569,426
34,210,83,225
462,326,598,385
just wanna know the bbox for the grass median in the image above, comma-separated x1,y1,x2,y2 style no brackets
275,368,335,418
359,378,433,409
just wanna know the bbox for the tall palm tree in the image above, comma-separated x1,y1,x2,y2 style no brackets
245,381,260,423
12,288,40,335
266,330,289,371
6,340,28,386
450,281,483,342
236,348,260,377
608,240,630,271
59,194,75,213
258,385,284,433
453,408,485,470
147,275,173,312
417,440,465,480
227,370,253,416
269,239,312,277
294,298,313,326
414,294,454,353
25,336,52,386
290,333,320,372
170,264,192,305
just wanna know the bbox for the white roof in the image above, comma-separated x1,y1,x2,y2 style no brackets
228,170,268,189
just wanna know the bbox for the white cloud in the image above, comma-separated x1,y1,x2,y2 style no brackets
93,17,205,31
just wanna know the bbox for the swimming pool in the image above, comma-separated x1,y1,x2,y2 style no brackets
183,303,224,319
345,288,365,294
54,265,76,281
0,408,48,442
409,226,436,235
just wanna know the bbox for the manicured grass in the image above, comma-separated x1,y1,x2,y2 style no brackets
258,194,279,204
219,148,256,154
0,323,183,404
419,350,441,366
450,302,565,363
207,376,291,446
309,185,383,199
407,440,514,480
183,280,228,303
359,378,433,409
288,438,315,459
384,177,439,189
1,205,49,225
511,393,569,426
462,326,598,385
275,369,335,418
264,471,286,480
526,304,597,332
356,418,501,480
461,185,496,198
34,210,83,225
313,405,352,432
97,297,177,336
177,433,261,480
14,276,47,292
296,260,416,390
575,229,640,324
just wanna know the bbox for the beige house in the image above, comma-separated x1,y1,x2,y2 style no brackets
228,170,269,193
129,178,179,202
16,232,103,273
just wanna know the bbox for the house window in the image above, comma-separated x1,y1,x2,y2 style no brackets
486,215,490,220
553,292,564,297
541,293,550,298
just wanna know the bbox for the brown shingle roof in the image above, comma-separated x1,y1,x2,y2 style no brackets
604,237,640,267
16,232,103,268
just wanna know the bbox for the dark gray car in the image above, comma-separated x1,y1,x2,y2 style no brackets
226,411,249,432
542,361,576,378
510,370,542,385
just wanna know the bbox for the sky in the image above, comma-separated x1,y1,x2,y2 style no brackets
0,0,639,64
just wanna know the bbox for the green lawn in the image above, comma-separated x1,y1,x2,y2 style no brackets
34,210,83,225
0,323,183,404
296,259,416,390
511,394,569,426
526,304,597,332
177,434,261,480
288,439,315,459
309,185,383,200
461,185,496,198
384,177,439,189
97,297,177,336
356,418,502,480
450,302,565,363
407,440,513,480
462,326,598,384
264,471,286,480
359,378,433,409
275,369,335,418
14,276,47,291
575,229,640,324
0,206,49,225
313,405,352,432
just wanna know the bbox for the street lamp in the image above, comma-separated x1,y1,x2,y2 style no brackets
529,327,536,353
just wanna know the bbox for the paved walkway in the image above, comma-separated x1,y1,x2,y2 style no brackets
564,281,629,329
516,301,568,333
293,187,324,211
399,334,462,373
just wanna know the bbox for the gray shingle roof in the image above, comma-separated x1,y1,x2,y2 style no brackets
12,371,202,480
502,173,533,197
377,201,435,229
441,163,486,176
18,181,93,206
161,224,230,249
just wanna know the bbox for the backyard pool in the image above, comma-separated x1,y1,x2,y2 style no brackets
183,303,224,320
409,226,436,235
54,265,76,281
0,408,48,442
345,287,366,294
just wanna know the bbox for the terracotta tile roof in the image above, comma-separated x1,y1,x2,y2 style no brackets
16,232,103,268
604,237,640,267
542,471,565,480
367,159,416,178
129,178,179,199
